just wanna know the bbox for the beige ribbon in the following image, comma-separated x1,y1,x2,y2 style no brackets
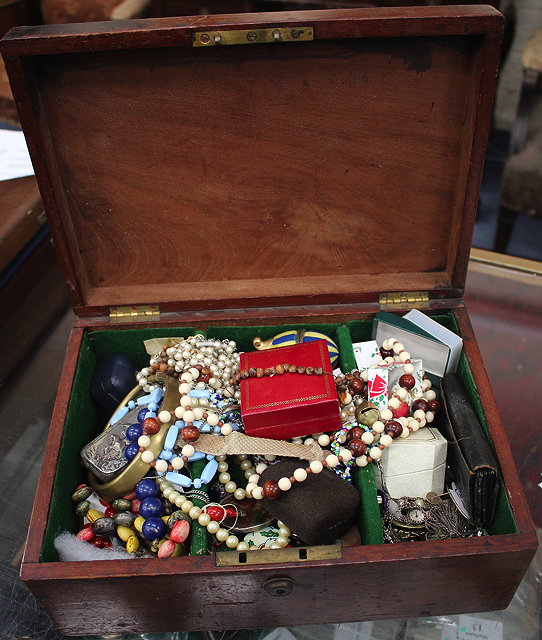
195,431,325,461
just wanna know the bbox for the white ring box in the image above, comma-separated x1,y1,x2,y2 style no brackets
377,426,448,498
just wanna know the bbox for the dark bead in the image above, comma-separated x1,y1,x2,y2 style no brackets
380,347,394,359
137,408,150,422
411,398,429,413
182,425,201,443
428,399,441,414
348,438,366,457
114,511,136,527
399,374,416,390
248,368,257,377
240,370,250,379
348,378,365,395
353,370,361,379
139,496,164,519
348,427,364,440
314,367,323,376
345,374,354,381
112,498,133,513
384,420,404,439
167,510,191,529
282,364,290,373
200,374,211,383
125,442,139,461
92,517,116,537
306,367,314,375
256,368,264,378
142,417,160,435
289,364,297,373
142,516,167,542
135,478,160,500
201,367,211,375
75,500,90,516
297,366,306,374
275,364,285,375
262,480,281,500
126,423,143,442
265,367,275,376
71,485,92,502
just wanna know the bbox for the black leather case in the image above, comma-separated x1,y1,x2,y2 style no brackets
440,374,500,528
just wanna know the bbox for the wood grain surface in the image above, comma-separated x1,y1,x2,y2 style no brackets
2,7,502,315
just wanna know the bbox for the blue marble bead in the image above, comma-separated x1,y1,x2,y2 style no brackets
142,516,167,541
124,442,139,461
137,407,149,422
126,423,143,442
139,496,163,518
136,478,160,500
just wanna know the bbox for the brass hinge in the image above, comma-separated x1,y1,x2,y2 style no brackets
379,291,430,309
109,305,160,323
193,26,313,47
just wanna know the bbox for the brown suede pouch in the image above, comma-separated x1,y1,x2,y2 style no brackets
260,460,362,545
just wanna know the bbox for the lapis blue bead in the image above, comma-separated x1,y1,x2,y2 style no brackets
125,442,139,461
126,423,143,442
139,496,164,518
137,407,149,422
142,517,167,541
136,478,160,500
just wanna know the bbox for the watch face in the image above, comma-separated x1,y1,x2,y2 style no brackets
220,496,275,533
408,508,426,524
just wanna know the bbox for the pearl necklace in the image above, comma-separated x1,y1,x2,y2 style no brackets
156,476,290,551
137,335,241,397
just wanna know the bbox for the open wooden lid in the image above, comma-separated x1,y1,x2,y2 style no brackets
1,6,503,317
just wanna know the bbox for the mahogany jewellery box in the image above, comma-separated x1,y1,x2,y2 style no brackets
1,5,538,636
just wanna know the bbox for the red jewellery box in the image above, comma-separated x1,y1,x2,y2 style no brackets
240,340,342,439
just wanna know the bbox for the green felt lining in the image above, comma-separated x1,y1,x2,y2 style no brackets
40,314,516,562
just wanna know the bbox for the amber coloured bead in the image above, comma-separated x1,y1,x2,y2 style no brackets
262,480,282,500
348,427,364,440
348,378,365,395
399,374,416,390
411,398,429,413
181,425,200,443
384,420,403,438
348,438,367,457
142,417,161,435
428,399,441,414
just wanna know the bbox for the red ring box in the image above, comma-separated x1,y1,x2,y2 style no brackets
240,340,342,440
